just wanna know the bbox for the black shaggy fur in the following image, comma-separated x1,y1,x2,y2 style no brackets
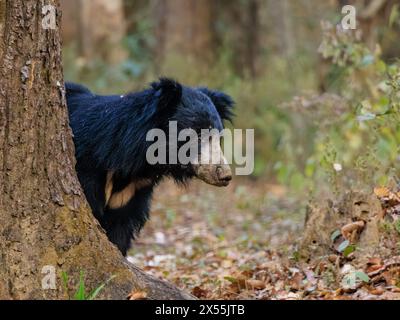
66,78,234,255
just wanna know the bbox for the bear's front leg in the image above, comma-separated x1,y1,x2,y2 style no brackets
101,186,154,256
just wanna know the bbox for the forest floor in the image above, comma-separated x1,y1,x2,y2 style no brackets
128,179,400,300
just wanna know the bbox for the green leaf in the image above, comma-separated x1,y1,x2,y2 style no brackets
224,276,237,283
343,245,356,257
331,230,341,242
395,219,400,235
292,251,300,262
74,271,86,300
338,240,350,252
355,271,370,283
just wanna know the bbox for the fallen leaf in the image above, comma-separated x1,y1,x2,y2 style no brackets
366,264,384,274
192,286,208,298
341,221,365,240
369,288,384,295
367,257,383,266
374,187,390,198
222,260,233,268
328,254,339,263
127,291,148,300
290,272,304,291
246,279,266,290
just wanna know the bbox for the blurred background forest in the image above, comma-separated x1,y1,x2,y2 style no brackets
62,0,400,192
61,1,400,299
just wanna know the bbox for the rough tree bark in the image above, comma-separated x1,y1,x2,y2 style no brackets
0,0,192,300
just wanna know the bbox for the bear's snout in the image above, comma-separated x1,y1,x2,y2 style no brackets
217,165,232,184
192,136,232,187
193,162,232,187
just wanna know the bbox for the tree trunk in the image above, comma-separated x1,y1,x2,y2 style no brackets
60,0,127,64
123,0,148,34
0,0,192,300
222,0,261,78
154,0,214,65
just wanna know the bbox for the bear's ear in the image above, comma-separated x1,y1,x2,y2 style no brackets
198,88,235,123
151,78,182,113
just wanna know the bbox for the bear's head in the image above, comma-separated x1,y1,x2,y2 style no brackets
150,78,234,187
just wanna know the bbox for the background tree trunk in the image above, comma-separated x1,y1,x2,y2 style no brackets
0,0,192,300
154,0,214,65
221,0,261,78
60,0,127,64
123,0,148,35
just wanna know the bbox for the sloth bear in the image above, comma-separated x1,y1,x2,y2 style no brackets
66,78,234,255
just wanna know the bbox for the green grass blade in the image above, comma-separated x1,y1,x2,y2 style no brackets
87,275,117,300
61,271,70,299
74,271,86,300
